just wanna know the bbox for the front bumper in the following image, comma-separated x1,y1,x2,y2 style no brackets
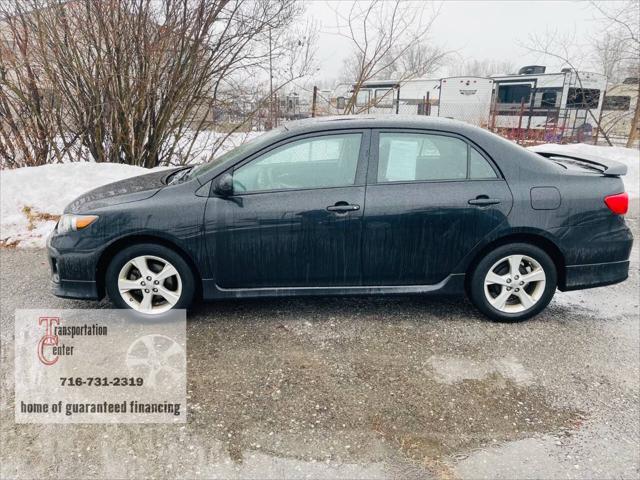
51,277,100,299
47,235,102,300
560,260,630,291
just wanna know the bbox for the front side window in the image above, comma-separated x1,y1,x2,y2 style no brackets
233,133,362,193
377,133,497,182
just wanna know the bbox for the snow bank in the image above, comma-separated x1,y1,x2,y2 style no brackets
1,130,264,248
528,143,639,199
1,163,156,248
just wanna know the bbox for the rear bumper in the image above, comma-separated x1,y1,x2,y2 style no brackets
560,260,630,291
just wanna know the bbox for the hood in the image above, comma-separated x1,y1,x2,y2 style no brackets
64,168,178,213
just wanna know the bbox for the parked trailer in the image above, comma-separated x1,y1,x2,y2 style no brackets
329,76,494,126
600,77,639,141
490,66,607,143
438,77,494,127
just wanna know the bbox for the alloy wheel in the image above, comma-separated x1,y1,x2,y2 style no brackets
117,255,182,314
483,254,546,313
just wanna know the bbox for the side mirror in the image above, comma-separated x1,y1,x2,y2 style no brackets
213,173,234,197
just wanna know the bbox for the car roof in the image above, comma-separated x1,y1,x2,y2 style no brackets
282,115,471,134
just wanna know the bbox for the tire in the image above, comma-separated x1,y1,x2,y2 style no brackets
105,243,196,317
468,243,557,322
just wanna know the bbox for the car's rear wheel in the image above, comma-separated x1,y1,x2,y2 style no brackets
469,243,557,322
105,243,195,315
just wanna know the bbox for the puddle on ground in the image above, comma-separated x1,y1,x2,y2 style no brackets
428,355,533,386
187,322,585,478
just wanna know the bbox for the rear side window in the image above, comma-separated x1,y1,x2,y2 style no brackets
377,133,497,182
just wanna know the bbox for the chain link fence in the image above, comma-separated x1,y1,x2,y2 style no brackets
262,86,638,147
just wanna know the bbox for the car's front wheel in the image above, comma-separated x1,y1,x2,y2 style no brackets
105,243,196,315
469,243,557,322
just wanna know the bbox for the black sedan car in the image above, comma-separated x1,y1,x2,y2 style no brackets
47,116,633,321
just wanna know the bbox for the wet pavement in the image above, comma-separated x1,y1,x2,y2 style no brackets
1,215,638,479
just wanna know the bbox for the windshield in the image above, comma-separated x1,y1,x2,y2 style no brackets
188,128,287,180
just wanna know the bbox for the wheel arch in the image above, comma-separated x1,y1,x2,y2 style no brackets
464,232,566,291
96,234,203,299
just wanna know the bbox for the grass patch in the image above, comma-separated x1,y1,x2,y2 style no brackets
22,206,60,231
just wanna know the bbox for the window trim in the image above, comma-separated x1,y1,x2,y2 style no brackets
222,129,371,196
367,128,502,186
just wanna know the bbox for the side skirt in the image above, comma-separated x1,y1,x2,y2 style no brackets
201,273,466,300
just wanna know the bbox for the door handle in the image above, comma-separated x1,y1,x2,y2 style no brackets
468,196,501,206
327,202,360,213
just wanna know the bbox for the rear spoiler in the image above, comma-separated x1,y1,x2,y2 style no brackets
531,148,627,177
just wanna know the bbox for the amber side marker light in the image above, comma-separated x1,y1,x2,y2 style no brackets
57,214,99,234
75,215,99,229
604,192,628,215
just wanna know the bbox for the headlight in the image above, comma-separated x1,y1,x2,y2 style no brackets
57,214,99,234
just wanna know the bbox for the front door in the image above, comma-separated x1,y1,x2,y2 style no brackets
204,130,370,289
362,130,513,285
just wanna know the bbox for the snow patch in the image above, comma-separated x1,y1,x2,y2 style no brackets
1,163,156,248
1,131,264,248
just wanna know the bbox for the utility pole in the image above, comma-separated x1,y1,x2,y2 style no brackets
311,86,318,117
627,82,640,148
268,27,274,129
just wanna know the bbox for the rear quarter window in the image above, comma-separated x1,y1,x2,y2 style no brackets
469,147,498,179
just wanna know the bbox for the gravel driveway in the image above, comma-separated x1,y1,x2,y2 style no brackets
1,215,638,479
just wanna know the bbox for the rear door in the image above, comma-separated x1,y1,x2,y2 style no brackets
362,129,513,285
205,130,370,289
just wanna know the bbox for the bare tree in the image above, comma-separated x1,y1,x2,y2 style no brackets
524,29,615,145
333,0,444,114
449,58,516,78
374,41,450,80
592,31,627,85
0,9,78,167
0,0,316,169
590,0,639,146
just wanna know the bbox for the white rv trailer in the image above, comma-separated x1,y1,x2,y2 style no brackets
329,76,494,126
438,77,494,127
600,77,639,141
490,66,607,142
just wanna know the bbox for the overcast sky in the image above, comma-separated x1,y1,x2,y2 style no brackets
304,0,610,85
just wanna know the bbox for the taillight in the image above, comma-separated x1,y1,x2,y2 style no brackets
604,192,628,215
